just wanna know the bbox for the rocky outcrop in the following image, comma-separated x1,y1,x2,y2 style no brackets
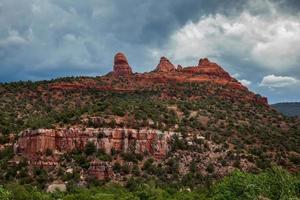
47,54,268,106
255,95,268,105
113,52,133,76
14,128,176,162
198,58,211,66
181,58,232,81
154,57,175,72
88,160,113,180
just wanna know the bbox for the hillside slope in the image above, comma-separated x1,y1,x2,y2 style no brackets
0,53,299,189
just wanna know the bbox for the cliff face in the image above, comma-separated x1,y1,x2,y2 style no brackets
2,50,299,186
14,128,176,163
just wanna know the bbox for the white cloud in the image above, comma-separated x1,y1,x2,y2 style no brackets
239,79,252,87
153,0,300,73
260,74,299,88
251,19,300,70
232,73,240,78
233,73,252,87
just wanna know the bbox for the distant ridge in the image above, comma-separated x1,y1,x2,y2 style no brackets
272,102,300,117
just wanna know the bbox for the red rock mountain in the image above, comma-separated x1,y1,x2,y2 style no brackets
49,52,267,104
16,53,270,165
9,51,296,183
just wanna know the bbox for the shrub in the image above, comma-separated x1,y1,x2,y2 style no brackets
142,158,154,171
211,166,300,200
289,154,300,164
45,148,53,156
73,154,89,169
113,162,122,173
122,163,131,174
206,163,215,173
0,186,11,200
84,141,96,156
132,164,141,176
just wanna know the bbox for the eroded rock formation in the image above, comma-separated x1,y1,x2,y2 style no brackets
48,53,268,105
198,58,210,66
15,128,176,163
113,52,133,76
181,58,232,81
154,57,175,72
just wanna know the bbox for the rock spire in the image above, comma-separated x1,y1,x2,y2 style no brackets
113,52,133,76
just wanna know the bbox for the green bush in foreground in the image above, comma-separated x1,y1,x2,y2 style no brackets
211,167,300,200
0,186,11,200
1,166,299,200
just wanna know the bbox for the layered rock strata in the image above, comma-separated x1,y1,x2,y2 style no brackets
14,128,176,161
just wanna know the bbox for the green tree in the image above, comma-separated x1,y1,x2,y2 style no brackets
206,163,215,174
132,164,141,176
85,141,96,156
0,186,11,200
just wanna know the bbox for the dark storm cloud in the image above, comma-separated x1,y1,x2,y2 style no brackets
0,0,246,82
0,0,299,102
275,0,300,13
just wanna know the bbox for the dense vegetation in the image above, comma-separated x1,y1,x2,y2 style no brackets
1,80,299,169
0,78,299,199
0,167,299,200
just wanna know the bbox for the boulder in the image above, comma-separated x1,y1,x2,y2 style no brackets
46,182,66,193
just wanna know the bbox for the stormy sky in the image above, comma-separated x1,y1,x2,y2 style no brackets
0,0,299,103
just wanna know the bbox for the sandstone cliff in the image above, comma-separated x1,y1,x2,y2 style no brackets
15,127,176,163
